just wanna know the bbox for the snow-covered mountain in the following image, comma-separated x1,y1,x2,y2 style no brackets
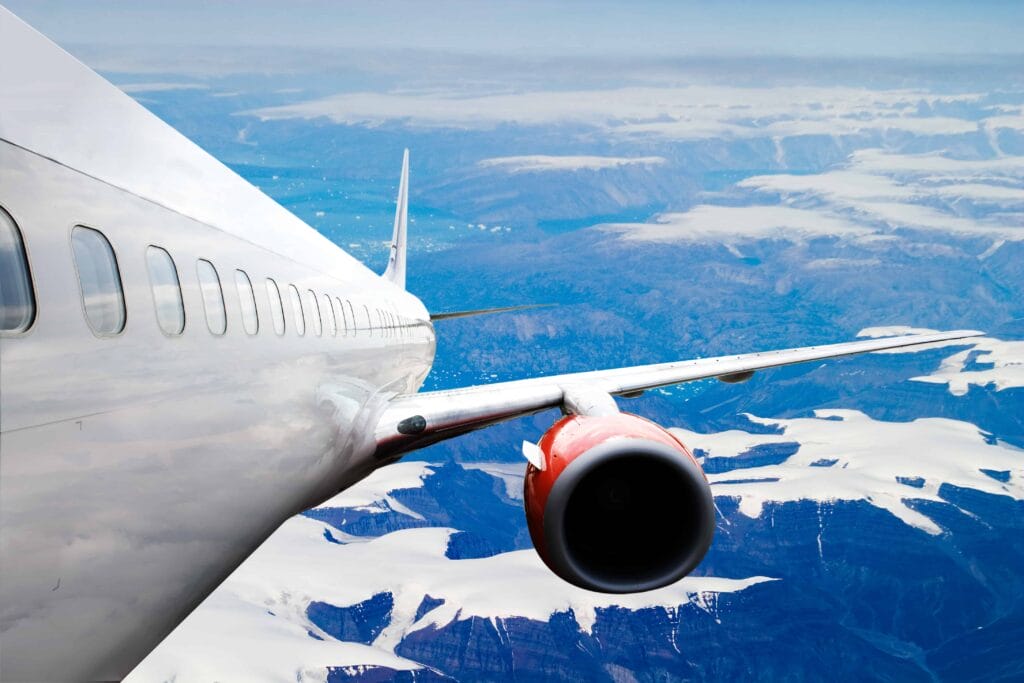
130,337,1023,681
119,54,1024,681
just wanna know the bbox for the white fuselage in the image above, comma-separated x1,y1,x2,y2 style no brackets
0,137,436,679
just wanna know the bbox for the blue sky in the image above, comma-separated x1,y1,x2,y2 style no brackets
6,0,1023,57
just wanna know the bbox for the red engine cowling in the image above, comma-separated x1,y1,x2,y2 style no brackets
524,412,715,593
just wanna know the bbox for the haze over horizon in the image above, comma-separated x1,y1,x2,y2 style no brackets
6,0,1023,59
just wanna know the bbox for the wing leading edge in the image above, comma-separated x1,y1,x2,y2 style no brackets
373,330,982,459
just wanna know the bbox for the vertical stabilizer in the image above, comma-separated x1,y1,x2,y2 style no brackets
384,149,409,289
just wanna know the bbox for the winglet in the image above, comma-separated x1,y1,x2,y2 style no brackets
384,149,409,289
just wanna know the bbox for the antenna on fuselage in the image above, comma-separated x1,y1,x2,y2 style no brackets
383,149,409,290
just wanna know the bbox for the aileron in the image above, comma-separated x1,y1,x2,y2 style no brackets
374,330,983,459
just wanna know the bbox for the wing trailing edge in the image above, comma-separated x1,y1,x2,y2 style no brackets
430,304,554,321
373,329,983,459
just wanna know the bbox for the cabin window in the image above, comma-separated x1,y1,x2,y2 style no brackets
288,284,305,336
0,207,35,332
306,290,322,336
323,294,337,336
266,278,285,335
145,246,184,335
196,259,226,335
234,270,259,335
347,300,357,335
71,226,125,335
335,297,348,335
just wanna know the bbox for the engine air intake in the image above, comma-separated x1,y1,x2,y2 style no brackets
524,413,715,594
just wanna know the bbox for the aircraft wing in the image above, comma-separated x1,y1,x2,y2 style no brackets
373,329,981,459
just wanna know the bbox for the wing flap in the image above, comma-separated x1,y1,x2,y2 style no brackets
373,329,982,459
431,304,554,321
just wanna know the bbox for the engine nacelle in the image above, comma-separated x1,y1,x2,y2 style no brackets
524,412,714,593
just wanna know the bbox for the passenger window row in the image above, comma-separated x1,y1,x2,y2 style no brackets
0,208,416,340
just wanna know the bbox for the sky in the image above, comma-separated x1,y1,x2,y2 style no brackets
5,0,1024,58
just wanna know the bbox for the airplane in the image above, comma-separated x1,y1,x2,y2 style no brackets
0,7,982,681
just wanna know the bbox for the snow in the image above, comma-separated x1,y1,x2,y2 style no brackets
463,462,527,499
125,587,423,682
603,205,872,244
849,149,1024,177
741,168,1024,208
131,461,773,678
600,146,1024,246
914,339,1024,395
243,85,986,144
739,170,917,201
859,326,1024,395
987,114,1024,132
850,201,1021,239
117,81,210,93
315,461,436,520
478,155,666,172
672,410,1024,535
739,152,1024,241
174,518,771,646
128,406,1023,679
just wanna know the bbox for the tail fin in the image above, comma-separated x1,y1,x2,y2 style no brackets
384,149,409,289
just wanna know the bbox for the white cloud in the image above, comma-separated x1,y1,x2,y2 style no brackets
478,155,666,172
673,409,1024,535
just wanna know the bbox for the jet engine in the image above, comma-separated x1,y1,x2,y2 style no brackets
524,412,714,593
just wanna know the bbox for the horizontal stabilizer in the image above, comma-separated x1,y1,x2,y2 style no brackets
431,304,554,321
